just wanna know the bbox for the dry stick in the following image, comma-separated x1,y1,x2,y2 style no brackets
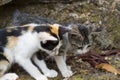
67,49,120,67
100,49,120,56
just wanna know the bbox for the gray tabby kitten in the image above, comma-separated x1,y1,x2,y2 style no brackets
13,10,91,78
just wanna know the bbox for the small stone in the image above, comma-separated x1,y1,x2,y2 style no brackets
69,13,79,19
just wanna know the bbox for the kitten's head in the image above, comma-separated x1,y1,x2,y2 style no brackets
68,24,91,54
33,23,70,56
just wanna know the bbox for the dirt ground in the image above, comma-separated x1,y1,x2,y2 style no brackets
0,0,120,80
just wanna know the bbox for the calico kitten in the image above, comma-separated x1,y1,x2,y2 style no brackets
0,23,69,80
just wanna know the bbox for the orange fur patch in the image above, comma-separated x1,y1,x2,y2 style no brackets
7,36,18,49
0,60,9,76
28,26,34,32
22,24,35,32
0,60,9,66
49,24,59,36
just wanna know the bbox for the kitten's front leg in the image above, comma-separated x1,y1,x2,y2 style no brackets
16,58,48,80
54,56,73,78
33,55,58,78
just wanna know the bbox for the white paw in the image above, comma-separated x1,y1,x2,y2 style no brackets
44,69,58,78
0,73,19,80
36,75,48,80
62,70,73,78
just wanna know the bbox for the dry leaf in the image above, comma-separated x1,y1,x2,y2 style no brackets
95,63,120,75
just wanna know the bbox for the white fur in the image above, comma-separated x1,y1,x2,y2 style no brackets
54,56,73,78
38,32,57,42
77,45,90,54
4,31,45,80
33,55,58,78
23,23,39,27
0,63,9,76
0,73,19,80
2,30,59,80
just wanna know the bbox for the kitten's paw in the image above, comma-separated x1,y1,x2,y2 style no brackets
62,70,73,78
0,73,19,80
36,75,48,80
44,69,58,78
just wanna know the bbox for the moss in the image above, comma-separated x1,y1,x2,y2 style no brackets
70,75,84,80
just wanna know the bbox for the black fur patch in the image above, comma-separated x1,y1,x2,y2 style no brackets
78,25,89,45
0,54,9,62
34,25,59,50
58,26,70,40
0,46,4,52
35,50,49,60
36,51,45,60
36,52,43,60
34,25,58,39
33,25,51,33
0,27,28,47
41,40,59,50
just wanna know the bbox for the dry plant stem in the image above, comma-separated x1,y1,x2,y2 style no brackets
67,49,120,67
100,49,120,56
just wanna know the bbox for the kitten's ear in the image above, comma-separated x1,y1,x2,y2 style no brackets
78,25,90,44
78,25,89,37
59,26,71,34
59,26,71,39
